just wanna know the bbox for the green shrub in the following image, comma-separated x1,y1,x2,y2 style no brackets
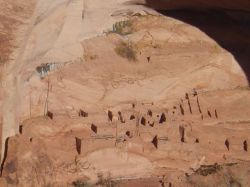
115,41,137,61
111,20,134,35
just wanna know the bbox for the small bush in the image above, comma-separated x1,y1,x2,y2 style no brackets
0,56,6,65
96,173,116,187
212,44,221,53
115,41,137,61
111,20,134,35
195,163,222,176
72,180,92,187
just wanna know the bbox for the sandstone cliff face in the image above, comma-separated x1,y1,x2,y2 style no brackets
0,0,250,186
0,0,36,167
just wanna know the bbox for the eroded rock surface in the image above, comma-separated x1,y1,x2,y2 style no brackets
1,0,250,186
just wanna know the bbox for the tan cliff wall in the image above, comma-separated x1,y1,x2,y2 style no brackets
0,0,153,167
0,0,36,163
1,0,250,164
0,1,250,186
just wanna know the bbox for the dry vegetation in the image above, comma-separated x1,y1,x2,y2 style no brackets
110,20,134,36
114,40,137,61
72,180,91,187
0,56,5,65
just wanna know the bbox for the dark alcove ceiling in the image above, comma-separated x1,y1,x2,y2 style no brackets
133,0,250,84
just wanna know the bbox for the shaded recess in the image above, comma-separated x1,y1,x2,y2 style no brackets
143,0,250,84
